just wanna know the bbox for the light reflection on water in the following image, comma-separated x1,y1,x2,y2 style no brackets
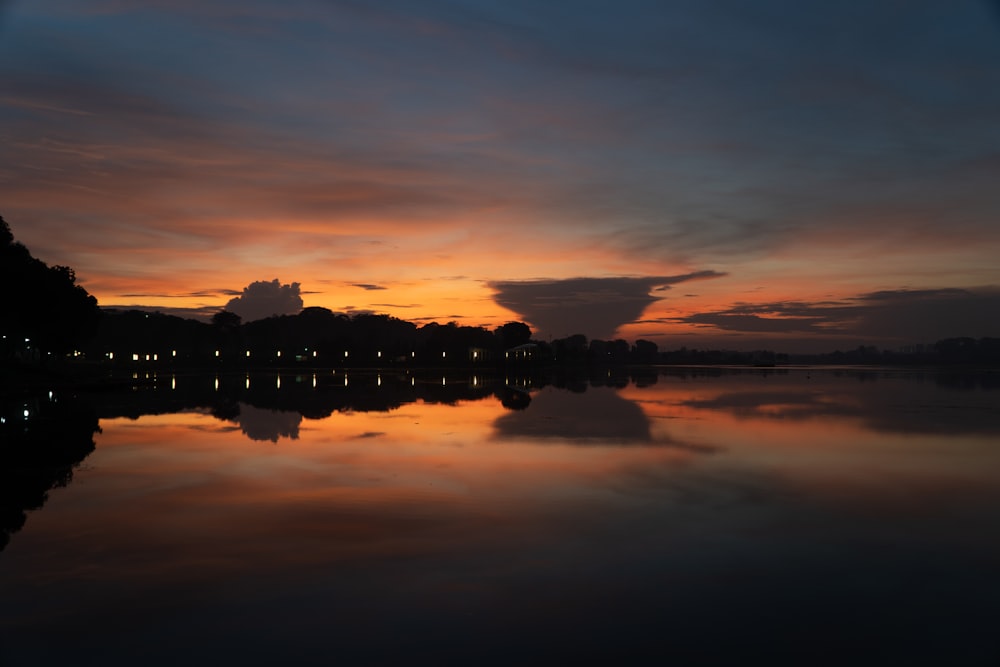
1,369,999,666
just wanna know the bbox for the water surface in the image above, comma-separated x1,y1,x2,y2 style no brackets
2,368,999,665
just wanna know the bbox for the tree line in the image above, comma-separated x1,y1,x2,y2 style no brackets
86,308,539,368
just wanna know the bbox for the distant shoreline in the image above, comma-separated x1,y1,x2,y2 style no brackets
3,360,997,399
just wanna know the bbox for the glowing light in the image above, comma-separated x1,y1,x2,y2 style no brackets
172,350,177,357
215,350,220,357
344,351,349,358
171,376,176,390
108,352,114,360
312,374,317,388
214,377,219,391
277,376,282,389
153,354,158,361
132,353,139,361
246,350,251,358
377,375,382,387
312,351,317,358
377,351,382,358
23,409,29,419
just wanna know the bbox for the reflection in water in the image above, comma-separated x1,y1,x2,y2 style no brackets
498,386,532,410
1,369,999,665
676,371,1000,435
494,386,652,443
232,403,302,442
0,394,99,552
80,367,1000,442
97,371,510,428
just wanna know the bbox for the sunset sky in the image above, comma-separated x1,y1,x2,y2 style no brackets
2,0,999,351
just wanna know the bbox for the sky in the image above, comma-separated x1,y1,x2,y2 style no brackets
2,0,1000,351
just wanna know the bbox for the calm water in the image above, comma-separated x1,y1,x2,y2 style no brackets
2,368,999,666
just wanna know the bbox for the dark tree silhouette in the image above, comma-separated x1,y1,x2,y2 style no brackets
0,216,13,245
496,321,532,348
0,215,101,358
212,310,242,329
632,339,659,363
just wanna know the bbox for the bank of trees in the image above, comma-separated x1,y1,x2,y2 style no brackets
79,306,1000,369
86,308,542,367
85,309,673,368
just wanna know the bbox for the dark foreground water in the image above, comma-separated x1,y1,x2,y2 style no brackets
2,367,999,666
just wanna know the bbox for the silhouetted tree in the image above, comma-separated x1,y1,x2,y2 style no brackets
0,215,101,358
496,321,532,348
210,309,246,361
212,310,242,328
0,216,13,245
632,339,659,363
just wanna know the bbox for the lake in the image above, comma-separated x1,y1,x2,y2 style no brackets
2,367,999,666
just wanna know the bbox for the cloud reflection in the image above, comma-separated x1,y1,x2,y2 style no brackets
233,403,302,443
677,371,1000,436
493,386,653,444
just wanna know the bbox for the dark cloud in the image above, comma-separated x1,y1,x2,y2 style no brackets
350,283,387,291
682,312,828,334
852,288,1000,340
224,279,303,322
117,289,241,298
490,272,725,340
673,287,1000,343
